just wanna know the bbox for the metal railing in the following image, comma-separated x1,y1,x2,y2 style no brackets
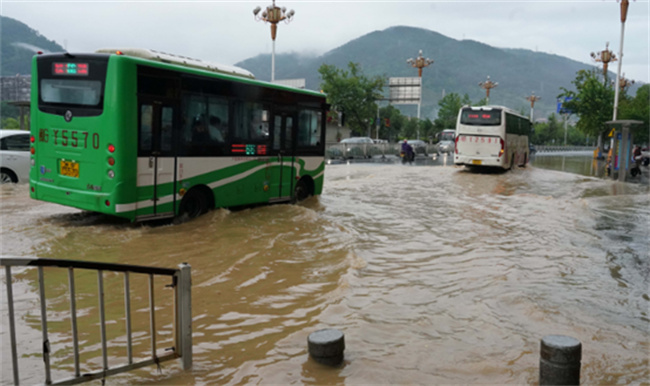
1,257,192,385
326,142,437,160
534,146,596,153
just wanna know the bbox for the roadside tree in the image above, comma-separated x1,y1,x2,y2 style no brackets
434,92,470,132
319,62,386,137
558,69,614,140
619,84,649,145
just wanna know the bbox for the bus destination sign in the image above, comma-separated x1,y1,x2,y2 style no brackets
53,63,89,76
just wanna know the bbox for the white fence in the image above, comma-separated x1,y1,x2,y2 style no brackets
1,257,192,385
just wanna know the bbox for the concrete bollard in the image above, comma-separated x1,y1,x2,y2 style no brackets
308,329,345,366
539,335,581,385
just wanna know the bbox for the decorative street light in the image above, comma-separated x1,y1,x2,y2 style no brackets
479,76,498,105
526,92,541,122
407,50,434,78
590,42,617,85
615,73,635,92
406,50,434,123
613,0,632,120
253,0,295,82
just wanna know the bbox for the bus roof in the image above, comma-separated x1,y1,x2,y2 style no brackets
96,48,255,79
461,105,526,118
94,48,325,99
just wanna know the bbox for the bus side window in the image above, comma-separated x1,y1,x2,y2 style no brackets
297,110,321,147
140,104,153,152
207,97,229,144
161,107,173,153
233,102,270,144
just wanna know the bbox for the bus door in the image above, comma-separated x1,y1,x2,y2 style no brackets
136,101,176,219
271,110,296,201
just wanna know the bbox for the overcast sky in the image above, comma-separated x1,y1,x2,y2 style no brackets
2,0,649,84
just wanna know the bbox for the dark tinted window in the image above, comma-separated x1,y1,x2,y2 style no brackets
37,55,108,117
460,108,501,126
297,110,322,147
41,79,102,106
1,134,30,151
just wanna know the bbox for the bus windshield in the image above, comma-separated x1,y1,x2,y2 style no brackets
41,79,102,106
460,108,501,126
439,131,455,141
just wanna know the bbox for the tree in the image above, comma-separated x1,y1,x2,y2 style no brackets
402,118,420,139
434,92,470,132
619,84,650,145
558,69,614,138
318,62,386,137
378,105,406,142
420,119,435,141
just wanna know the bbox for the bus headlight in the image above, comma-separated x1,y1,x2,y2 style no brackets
107,170,115,179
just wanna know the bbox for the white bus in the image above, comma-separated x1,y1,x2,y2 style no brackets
454,105,531,170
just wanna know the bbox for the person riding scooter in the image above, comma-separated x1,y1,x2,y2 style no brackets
401,140,415,164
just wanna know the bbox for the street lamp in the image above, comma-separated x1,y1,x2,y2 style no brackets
615,73,635,91
590,42,617,85
253,0,295,82
479,76,498,105
613,0,632,120
526,92,541,122
406,50,434,123
407,50,434,78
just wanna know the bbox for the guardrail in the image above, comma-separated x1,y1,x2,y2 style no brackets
534,146,596,153
326,142,438,159
1,257,192,385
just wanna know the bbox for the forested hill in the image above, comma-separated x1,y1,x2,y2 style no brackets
1,16,64,76
236,26,627,120
1,17,633,120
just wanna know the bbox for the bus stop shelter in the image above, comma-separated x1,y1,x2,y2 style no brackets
605,120,643,182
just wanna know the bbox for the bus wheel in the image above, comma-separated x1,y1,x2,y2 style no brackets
179,188,211,219
293,178,313,203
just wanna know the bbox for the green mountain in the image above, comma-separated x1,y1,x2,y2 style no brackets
236,26,630,120
1,19,634,120
1,16,64,76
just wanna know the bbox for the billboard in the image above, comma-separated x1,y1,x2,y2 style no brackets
388,77,421,104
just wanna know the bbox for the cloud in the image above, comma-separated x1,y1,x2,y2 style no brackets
2,1,648,82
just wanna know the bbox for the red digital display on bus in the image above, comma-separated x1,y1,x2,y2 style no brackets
460,109,501,126
53,63,89,76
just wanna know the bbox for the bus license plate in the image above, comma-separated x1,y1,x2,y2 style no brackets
472,160,482,165
60,160,79,178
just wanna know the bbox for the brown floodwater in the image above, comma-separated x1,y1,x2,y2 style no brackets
1,160,649,385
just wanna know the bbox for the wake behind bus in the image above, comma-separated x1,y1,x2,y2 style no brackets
30,48,329,222
454,105,531,170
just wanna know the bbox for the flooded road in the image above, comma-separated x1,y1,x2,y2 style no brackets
1,157,649,385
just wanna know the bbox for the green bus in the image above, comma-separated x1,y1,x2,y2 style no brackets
30,48,328,221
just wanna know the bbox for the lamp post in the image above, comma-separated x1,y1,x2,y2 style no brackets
253,0,295,82
615,73,635,92
590,42,617,85
406,50,434,123
526,92,541,122
613,0,631,120
479,76,498,105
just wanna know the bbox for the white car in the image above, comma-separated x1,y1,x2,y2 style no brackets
1,129,31,183
437,140,455,154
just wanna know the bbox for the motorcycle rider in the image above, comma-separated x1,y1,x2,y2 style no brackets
401,140,414,164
